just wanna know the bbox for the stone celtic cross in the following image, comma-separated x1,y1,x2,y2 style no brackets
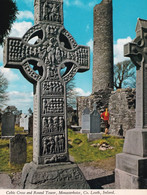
4,0,90,165
124,18,147,129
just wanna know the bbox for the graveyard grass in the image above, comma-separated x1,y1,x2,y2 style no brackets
68,129,124,170
0,127,123,173
0,125,33,173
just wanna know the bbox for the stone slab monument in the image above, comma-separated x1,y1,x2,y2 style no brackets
10,134,27,164
3,0,90,189
1,112,15,138
28,114,33,136
115,18,147,189
87,103,102,141
81,107,90,134
20,114,29,131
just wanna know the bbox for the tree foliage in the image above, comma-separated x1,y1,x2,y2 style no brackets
0,0,18,45
0,72,8,108
114,60,136,89
66,78,78,109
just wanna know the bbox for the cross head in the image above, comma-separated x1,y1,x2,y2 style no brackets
4,0,90,164
124,18,147,128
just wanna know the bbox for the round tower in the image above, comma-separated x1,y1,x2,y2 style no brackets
92,0,113,93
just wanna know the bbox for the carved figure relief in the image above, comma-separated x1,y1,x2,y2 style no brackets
42,116,64,133
42,98,64,114
42,81,64,95
42,134,65,155
41,1,62,23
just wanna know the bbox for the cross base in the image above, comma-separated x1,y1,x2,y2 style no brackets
22,161,90,189
115,154,147,189
115,128,147,189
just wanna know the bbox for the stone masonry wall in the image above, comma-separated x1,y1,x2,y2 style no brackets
93,0,113,93
109,88,136,136
77,88,136,136
77,88,112,127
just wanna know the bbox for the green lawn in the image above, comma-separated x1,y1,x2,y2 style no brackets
68,129,124,163
0,127,124,173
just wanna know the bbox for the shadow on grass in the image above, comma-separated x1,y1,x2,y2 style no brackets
87,172,115,189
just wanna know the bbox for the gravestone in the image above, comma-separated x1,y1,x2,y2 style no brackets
28,114,33,136
87,103,102,141
15,115,21,126
4,0,90,189
115,18,147,189
1,112,15,138
81,107,90,133
10,134,27,164
20,114,29,131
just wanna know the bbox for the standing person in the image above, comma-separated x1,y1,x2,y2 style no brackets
101,107,110,134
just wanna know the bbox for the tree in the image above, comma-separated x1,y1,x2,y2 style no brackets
114,60,136,89
0,0,18,45
0,72,8,108
66,78,78,109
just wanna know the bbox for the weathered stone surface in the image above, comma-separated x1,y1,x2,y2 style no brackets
28,114,33,136
115,18,147,189
77,88,112,129
1,112,15,137
4,0,90,165
20,114,29,131
87,133,103,141
109,88,136,136
81,107,90,133
90,109,101,133
22,162,90,189
77,88,136,136
116,153,147,177
4,0,90,189
93,0,113,93
123,129,147,157
115,168,139,189
10,134,27,164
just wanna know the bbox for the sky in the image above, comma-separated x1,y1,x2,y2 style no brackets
0,0,147,113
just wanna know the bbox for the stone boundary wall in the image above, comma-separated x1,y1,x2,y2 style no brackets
77,88,136,136
109,88,136,136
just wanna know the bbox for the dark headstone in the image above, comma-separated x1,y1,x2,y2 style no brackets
1,112,15,138
10,134,27,164
87,103,102,141
90,110,101,133
28,114,33,136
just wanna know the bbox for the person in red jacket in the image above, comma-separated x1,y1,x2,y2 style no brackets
101,108,110,134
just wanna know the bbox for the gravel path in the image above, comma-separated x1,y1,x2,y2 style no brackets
0,163,115,189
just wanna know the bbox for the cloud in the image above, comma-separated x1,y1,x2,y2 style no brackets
114,37,132,64
0,21,33,64
64,0,70,6
86,39,93,53
9,21,33,38
88,0,98,7
17,11,34,20
0,67,19,82
7,91,33,113
74,88,91,96
64,0,97,9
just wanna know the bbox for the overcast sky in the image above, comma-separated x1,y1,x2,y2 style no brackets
0,0,147,113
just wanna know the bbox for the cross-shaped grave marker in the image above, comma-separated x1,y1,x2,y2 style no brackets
4,0,90,165
124,18,147,129
115,18,147,189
